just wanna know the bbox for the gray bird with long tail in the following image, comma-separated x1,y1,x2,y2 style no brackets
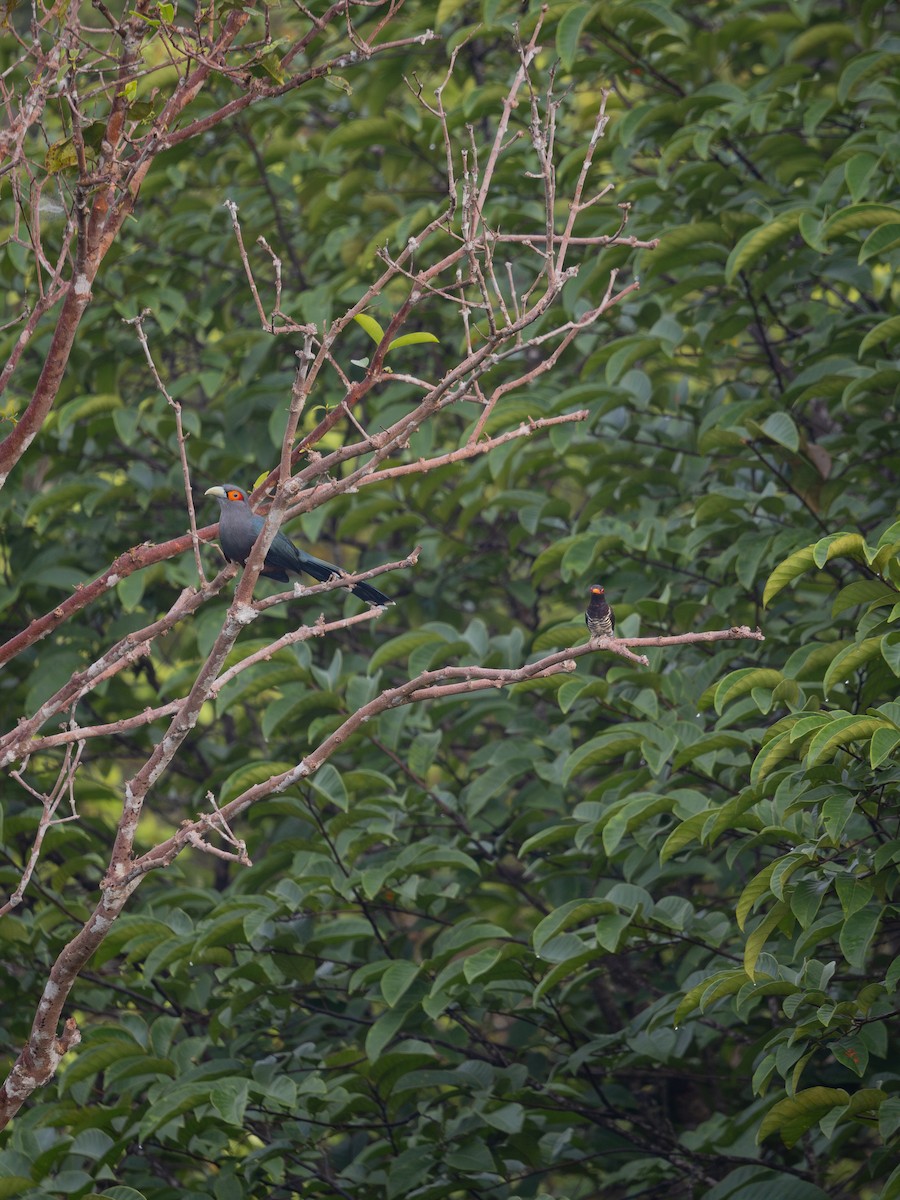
205,484,392,606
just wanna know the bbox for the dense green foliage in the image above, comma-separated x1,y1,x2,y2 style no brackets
1,1,899,1197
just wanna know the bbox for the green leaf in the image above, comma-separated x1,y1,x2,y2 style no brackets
45,136,78,172
871,726,900,768
807,716,892,766
757,1086,850,1147
859,315,900,358
763,545,817,607
309,762,348,811
556,3,594,70
785,21,855,62
59,1032,143,1090
532,899,615,955
365,1004,409,1064
674,970,745,1026
139,1082,228,1140
462,946,506,983
218,761,296,805
354,313,385,344
760,412,799,453
879,1097,900,1141
209,1078,249,1125
386,332,439,352
725,209,810,283
368,630,446,672
822,637,883,696
659,810,710,863
837,50,893,103
823,203,900,239
381,961,419,1007
533,946,600,1004
736,862,776,931
840,906,881,970
57,392,123,432
708,1168,831,1200
750,730,798,783
744,902,790,980
884,1166,900,1200
859,222,900,264
832,580,897,617
562,731,642,782
829,1037,868,1078
812,532,867,568
714,668,783,714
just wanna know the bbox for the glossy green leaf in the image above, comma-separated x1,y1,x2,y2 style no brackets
725,209,810,283
354,313,385,344
757,1087,850,1147
807,716,892,766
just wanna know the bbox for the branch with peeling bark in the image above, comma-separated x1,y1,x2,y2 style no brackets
0,1,420,487
18,554,417,757
0,619,763,1125
0,31,678,1131
134,626,765,870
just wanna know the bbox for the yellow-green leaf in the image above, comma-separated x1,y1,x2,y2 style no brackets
674,970,745,1027
763,545,817,607
749,731,796,784
659,810,710,863
859,222,900,263
807,715,892,766
45,137,78,173
822,637,883,696
757,1086,850,1147
871,726,900,768
812,531,867,568
354,313,385,344
368,630,446,673
832,579,897,617
823,203,900,239
737,862,777,931
714,668,783,714
744,901,789,980
386,332,439,353
859,314,900,358
725,208,810,283
556,3,595,71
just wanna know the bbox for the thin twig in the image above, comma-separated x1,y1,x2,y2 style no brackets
124,308,206,582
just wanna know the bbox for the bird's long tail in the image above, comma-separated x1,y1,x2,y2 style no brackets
298,552,392,607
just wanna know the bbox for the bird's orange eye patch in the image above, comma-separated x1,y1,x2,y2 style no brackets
227,489,244,501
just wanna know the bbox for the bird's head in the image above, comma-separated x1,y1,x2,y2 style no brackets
205,484,248,506
589,585,606,599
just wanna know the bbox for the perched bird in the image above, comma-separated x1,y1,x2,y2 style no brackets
585,584,615,639
205,484,391,606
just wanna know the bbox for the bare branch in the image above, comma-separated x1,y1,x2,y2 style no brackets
125,309,206,582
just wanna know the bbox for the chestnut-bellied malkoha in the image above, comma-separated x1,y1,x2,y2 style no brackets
585,584,615,638
205,485,391,606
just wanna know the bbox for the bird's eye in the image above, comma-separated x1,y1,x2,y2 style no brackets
227,490,243,501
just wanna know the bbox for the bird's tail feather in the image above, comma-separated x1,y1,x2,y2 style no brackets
299,553,392,607
297,552,340,584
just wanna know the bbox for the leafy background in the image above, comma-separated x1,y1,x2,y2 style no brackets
1,0,899,1197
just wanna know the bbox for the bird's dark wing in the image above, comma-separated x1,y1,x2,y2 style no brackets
230,511,388,604
260,525,305,583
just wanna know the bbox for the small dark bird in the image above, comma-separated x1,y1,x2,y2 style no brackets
585,584,615,638
205,484,391,606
